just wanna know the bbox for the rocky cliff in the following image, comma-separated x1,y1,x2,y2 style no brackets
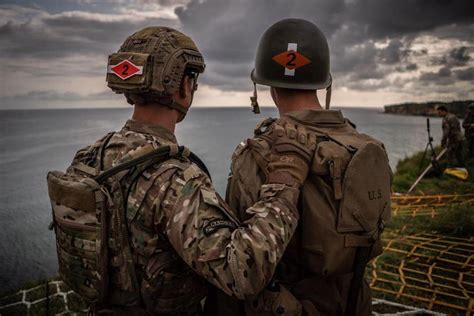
384,100,473,117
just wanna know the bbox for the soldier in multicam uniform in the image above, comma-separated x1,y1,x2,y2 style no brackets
65,26,314,315
462,103,474,159
214,19,392,316
437,105,464,166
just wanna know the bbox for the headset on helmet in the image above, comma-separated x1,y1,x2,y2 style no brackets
106,26,205,119
250,19,332,113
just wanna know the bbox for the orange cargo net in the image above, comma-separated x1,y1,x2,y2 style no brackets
369,232,474,315
391,193,474,217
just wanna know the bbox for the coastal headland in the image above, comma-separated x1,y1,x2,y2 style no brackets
384,100,473,117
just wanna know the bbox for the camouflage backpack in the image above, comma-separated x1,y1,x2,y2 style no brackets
46,133,209,305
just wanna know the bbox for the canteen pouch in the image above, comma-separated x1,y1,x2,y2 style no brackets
106,52,151,91
47,171,108,302
300,131,392,276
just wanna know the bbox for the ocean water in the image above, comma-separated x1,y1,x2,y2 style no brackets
0,107,443,291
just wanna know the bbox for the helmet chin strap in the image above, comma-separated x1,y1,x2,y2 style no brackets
158,97,189,122
250,82,261,114
325,84,332,110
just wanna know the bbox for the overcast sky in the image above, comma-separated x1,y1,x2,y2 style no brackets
0,0,473,109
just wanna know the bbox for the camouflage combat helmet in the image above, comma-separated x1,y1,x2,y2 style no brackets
250,19,332,113
106,26,205,117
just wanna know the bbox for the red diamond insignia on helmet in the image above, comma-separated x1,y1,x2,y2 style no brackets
272,50,311,70
108,60,143,80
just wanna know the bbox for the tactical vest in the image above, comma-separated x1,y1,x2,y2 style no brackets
230,115,392,315
47,133,209,314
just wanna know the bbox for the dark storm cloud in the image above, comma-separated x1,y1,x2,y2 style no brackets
419,66,456,86
432,46,473,67
1,0,473,108
344,0,474,38
175,0,474,93
455,67,474,81
175,0,347,88
2,89,123,109
449,47,471,66
408,63,418,70
378,39,411,65
0,9,177,60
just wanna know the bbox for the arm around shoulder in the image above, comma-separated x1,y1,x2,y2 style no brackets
163,164,300,299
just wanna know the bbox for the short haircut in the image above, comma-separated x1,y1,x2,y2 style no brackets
436,105,448,112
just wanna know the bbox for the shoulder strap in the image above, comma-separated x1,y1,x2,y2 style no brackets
188,151,211,179
95,132,115,174
345,245,373,316
94,145,210,184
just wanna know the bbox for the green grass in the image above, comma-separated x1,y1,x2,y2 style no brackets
388,141,474,238
392,142,474,194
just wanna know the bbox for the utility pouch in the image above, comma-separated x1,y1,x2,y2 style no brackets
336,141,391,234
47,171,108,302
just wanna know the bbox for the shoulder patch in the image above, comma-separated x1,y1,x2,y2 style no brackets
203,219,237,236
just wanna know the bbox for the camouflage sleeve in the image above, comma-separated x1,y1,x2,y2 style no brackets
161,163,299,299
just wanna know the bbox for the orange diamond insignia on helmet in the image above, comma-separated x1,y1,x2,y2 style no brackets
272,50,311,70
108,60,143,80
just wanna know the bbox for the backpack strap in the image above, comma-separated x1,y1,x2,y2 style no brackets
94,144,210,184
96,132,115,174
345,244,372,316
345,205,387,316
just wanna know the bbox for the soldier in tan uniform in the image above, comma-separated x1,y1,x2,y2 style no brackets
437,105,464,166
218,19,392,316
48,26,315,315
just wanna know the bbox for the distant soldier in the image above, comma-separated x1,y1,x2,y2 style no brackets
462,103,474,159
437,105,464,166
47,26,314,315
212,19,392,316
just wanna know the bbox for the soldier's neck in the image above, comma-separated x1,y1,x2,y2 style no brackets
276,95,323,116
132,103,178,133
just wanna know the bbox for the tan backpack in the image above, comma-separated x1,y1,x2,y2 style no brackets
296,121,392,278
47,133,209,306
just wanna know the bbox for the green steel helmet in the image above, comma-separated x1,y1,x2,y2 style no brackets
250,19,332,113
106,26,205,115
252,18,331,90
